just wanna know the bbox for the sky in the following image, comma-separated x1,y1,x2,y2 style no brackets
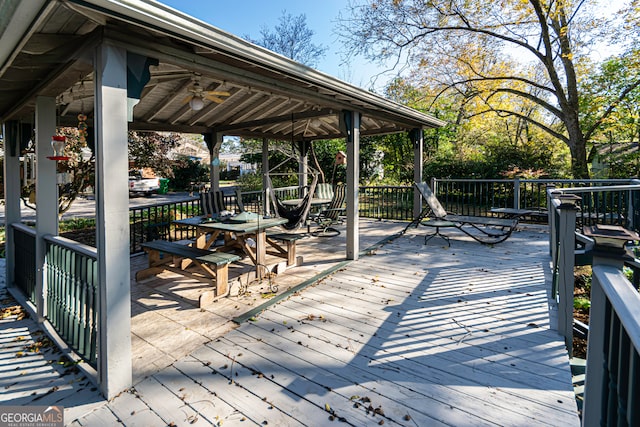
158,0,394,91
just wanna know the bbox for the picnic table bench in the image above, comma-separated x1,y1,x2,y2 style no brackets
136,239,241,306
266,232,305,267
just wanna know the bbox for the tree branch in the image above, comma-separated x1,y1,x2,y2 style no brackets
486,87,565,120
468,108,568,143
584,78,640,142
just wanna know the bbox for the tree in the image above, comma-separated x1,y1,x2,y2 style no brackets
338,0,638,178
128,131,181,178
238,11,328,187
20,126,95,215
245,11,328,67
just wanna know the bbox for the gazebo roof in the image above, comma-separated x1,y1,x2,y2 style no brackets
0,0,445,141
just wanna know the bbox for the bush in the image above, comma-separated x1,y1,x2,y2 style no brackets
170,157,209,190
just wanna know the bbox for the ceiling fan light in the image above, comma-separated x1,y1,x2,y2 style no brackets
189,96,204,111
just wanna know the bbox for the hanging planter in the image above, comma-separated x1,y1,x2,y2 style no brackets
47,135,70,161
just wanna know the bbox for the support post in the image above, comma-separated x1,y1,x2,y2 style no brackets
3,121,25,289
555,195,579,354
344,110,360,260
211,132,223,193
94,42,132,399
35,96,59,322
298,141,309,198
513,178,521,209
262,138,270,216
547,185,557,257
410,128,424,220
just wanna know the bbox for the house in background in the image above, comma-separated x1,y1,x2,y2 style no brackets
591,142,640,178
167,135,211,164
219,152,257,177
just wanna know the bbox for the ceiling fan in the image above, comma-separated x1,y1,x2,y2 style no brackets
183,75,230,110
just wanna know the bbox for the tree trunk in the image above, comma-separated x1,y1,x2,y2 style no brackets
564,110,590,179
567,132,590,179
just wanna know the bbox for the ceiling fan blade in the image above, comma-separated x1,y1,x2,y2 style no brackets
204,94,226,103
181,95,193,104
206,91,230,97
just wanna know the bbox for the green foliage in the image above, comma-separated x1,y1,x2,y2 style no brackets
573,297,591,311
623,266,635,283
338,0,637,179
59,218,96,232
170,156,210,190
128,131,181,178
311,139,347,183
236,172,265,191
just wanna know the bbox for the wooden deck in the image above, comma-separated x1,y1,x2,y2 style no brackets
1,220,580,426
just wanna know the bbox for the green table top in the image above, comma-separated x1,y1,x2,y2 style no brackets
174,215,288,233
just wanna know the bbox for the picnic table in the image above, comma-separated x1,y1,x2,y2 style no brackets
490,207,534,219
174,215,300,278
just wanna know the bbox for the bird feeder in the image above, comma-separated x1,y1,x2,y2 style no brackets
47,135,70,161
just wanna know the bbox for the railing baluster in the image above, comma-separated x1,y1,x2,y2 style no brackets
41,236,99,368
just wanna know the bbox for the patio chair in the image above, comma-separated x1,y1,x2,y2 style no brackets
200,189,244,217
310,184,346,237
314,182,334,200
405,182,518,245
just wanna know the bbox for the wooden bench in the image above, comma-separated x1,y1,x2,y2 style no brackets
266,232,305,267
136,240,240,306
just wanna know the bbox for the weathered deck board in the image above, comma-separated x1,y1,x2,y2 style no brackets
253,302,576,424
160,226,577,426
3,222,580,426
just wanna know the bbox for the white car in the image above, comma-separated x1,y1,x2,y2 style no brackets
129,171,160,196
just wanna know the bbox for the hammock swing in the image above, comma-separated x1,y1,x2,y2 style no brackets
264,141,320,231
266,172,318,230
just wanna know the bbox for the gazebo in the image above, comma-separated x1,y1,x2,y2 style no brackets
0,0,445,398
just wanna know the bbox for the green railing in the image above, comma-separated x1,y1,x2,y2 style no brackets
12,224,36,303
44,235,99,367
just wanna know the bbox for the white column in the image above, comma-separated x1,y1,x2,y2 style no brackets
298,141,308,198
346,111,360,260
3,122,24,288
411,129,424,219
262,138,270,216
35,96,58,321
94,42,132,399
211,132,222,192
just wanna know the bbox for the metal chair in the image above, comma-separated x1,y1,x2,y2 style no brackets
310,184,346,237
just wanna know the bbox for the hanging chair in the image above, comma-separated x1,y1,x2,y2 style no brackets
267,173,319,230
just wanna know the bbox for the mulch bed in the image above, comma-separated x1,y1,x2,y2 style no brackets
60,228,96,247
572,266,591,359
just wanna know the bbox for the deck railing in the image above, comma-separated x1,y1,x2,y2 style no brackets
549,183,640,425
129,196,201,253
8,179,640,407
432,178,635,223
359,185,414,220
239,185,415,220
44,235,99,367
582,263,640,426
12,224,36,303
